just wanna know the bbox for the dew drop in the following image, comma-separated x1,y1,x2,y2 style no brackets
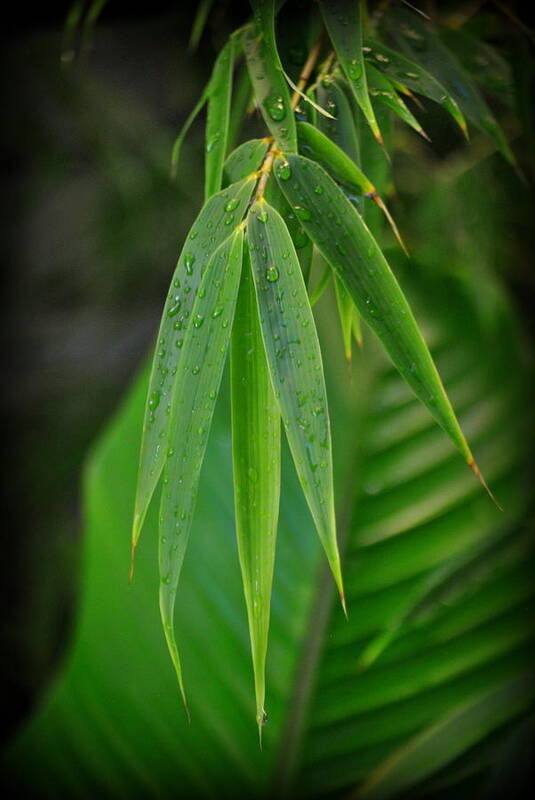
265,265,279,282
148,391,161,410
184,253,196,274
277,162,292,181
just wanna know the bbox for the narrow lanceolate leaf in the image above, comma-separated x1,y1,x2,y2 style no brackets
357,674,535,800
295,121,406,253
316,77,361,167
242,2,297,152
131,177,254,572
170,86,209,179
265,176,313,285
334,275,355,364
224,138,270,186
363,39,468,136
231,252,280,741
365,63,429,140
319,0,383,146
384,9,515,163
159,228,244,712
205,37,235,199
247,201,345,610
274,154,481,478
188,0,214,51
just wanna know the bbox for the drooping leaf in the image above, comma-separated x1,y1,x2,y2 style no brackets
226,64,253,153
334,274,355,363
247,200,345,609
274,154,480,476
319,0,383,146
363,38,468,136
231,251,281,741
159,228,244,710
316,77,361,166
295,121,406,253
131,177,254,569
242,1,297,151
171,84,209,180
365,62,429,140
383,8,515,163
358,674,535,800
308,258,332,307
223,137,270,186
265,175,313,285
205,37,235,199
188,0,215,51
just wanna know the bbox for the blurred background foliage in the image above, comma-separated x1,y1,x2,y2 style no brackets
0,0,534,796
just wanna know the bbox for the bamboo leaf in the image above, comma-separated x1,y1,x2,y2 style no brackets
171,86,209,180
227,64,253,153
242,1,297,151
295,121,406,252
316,77,361,167
188,0,214,51
159,228,244,711
363,38,468,136
274,154,482,480
205,37,235,199
131,177,254,571
358,674,535,800
247,200,345,610
231,252,281,741
223,138,270,186
319,0,383,146
383,8,515,163
334,274,355,364
265,176,313,285
365,62,429,140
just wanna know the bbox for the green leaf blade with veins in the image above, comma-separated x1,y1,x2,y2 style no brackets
159,228,244,711
365,62,428,140
223,138,270,186
242,1,297,152
231,252,281,741
316,77,361,166
358,674,535,800
319,0,383,146
383,8,515,164
274,154,479,476
131,177,254,570
265,177,313,285
363,38,468,137
205,37,235,199
247,200,345,610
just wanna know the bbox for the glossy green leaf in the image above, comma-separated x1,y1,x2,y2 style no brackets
223,138,270,186
366,62,428,140
319,0,383,146
247,200,345,609
227,64,253,153
159,228,244,710
242,1,297,151
265,175,313,285
294,121,406,253
205,37,235,199
334,274,355,363
363,38,468,136
316,77,361,166
358,674,535,800
384,8,515,164
131,177,254,570
274,154,478,474
231,252,281,740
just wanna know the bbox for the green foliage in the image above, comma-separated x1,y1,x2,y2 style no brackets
6,1,534,798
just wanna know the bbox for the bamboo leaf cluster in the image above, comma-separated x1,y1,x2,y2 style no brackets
131,0,516,735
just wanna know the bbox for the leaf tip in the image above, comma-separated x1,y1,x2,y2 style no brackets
468,458,503,511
